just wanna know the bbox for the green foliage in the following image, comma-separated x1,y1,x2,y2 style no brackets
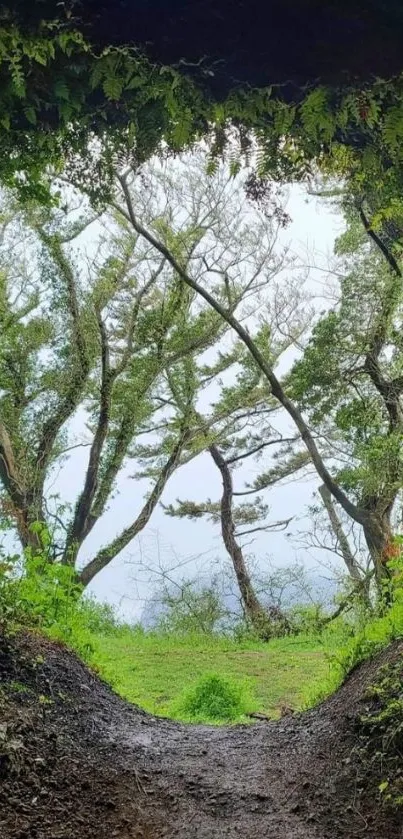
288,604,328,635
0,16,209,202
0,546,118,659
355,660,403,810
1,6,403,222
0,545,349,724
171,672,258,723
2,158,270,583
300,87,335,143
305,566,403,708
0,549,23,628
156,582,230,636
288,210,403,510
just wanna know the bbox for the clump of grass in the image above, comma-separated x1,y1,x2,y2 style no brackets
171,672,258,724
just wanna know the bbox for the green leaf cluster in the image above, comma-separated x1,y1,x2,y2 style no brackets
2,7,403,220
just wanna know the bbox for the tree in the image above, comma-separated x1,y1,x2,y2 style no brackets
287,207,403,590
160,306,310,636
164,438,293,639
112,162,312,635
0,190,196,583
0,152,292,586
113,161,403,593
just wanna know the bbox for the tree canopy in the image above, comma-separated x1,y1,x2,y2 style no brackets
1,1,403,619
1,0,403,215
0,152,297,590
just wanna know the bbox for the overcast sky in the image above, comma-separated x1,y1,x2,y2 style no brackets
44,182,344,621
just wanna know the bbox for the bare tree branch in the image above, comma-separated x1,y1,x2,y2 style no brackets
226,436,298,464
235,519,292,538
79,428,190,586
116,170,366,528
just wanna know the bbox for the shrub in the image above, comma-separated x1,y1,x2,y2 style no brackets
288,604,328,635
155,581,231,636
0,546,121,661
304,586,403,708
172,672,257,723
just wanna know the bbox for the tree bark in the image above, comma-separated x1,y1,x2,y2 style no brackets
362,512,393,594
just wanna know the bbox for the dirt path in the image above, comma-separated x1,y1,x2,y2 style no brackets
1,632,402,839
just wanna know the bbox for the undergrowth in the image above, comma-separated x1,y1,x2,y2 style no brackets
303,571,403,708
1,545,403,724
0,551,120,661
354,659,403,810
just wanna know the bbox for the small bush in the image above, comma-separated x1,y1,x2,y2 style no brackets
155,581,231,636
288,604,328,635
0,546,121,661
172,672,257,723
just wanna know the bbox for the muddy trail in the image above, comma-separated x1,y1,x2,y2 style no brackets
0,632,402,839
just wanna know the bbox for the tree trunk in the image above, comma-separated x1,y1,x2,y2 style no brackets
14,509,42,554
362,511,393,600
79,431,188,587
319,485,364,583
319,484,372,607
209,444,278,639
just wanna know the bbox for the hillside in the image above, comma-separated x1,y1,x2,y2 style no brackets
0,630,402,839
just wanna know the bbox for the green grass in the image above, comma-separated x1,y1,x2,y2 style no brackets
89,628,337,721
5,550,403,725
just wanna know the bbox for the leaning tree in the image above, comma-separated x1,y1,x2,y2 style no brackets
110,157,403,592
286,203,403,589
159,274,312,636
0,189,200,584
0,152,298,587
108,151,312,633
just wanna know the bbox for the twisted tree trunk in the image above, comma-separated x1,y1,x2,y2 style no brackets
209,444,280,639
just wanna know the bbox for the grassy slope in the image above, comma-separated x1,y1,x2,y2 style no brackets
89,629,335,720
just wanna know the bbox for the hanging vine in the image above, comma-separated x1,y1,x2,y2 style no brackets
0,8,403,211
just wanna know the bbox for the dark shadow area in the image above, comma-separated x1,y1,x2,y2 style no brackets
10,1,403,97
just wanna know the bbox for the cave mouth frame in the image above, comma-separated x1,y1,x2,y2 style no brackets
12,0,403,97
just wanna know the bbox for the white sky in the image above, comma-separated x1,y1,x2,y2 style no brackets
40,182,344,621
